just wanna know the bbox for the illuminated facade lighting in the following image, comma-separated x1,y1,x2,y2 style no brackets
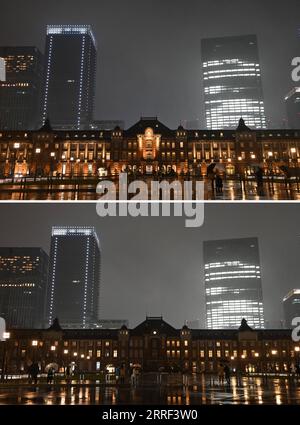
42,25,96,130
201,35,266,130
204,238,265,329
47,226,101,329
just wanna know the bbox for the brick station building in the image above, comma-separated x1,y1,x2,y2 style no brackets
0,117,299,179
3,317,299,376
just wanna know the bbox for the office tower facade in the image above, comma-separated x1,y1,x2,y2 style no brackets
201,35,266,129
285,88,300,129
283,289,300,328
0,248,49,328
0,47,44,130
203,237,265,329
0,57,5,81
47,226,101,328
42,25,97,130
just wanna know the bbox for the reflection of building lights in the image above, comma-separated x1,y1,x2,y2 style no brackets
32,340,38,346
50,345,56,351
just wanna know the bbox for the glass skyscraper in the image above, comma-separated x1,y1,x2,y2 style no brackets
283,289,300,328
42,25,97,130
46,226,101,328
0,46,44,130
203,237,265,329
0,247,49,328
201,35,266,129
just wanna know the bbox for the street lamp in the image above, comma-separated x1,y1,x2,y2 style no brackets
1,331,10,381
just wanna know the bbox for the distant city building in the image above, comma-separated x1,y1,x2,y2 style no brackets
46,226,101,328
89,120,125,130
0,57,5,81
201,35,266,129
185,319,201,329
283,289,300,328
0,248,49,328
60,319,128,330
42,25,97,130
0,46,44,130
203,237,265,329
285,88,300,129
183,119,201,130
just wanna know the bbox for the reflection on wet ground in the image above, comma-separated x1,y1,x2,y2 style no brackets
0,179,300,200
1,377,300,405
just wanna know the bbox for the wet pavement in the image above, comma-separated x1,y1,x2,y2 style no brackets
0,179,299,200
1,377,300,405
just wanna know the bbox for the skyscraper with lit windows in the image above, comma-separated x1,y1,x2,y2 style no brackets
46,226,101,328
201,35,266,129
42,25,97,130
0,247,49,328
203,237,265,329
0,46,44,130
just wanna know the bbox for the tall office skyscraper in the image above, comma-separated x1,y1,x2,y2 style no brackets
201,35,266,129
285,88,300,129
0,248,49,328
42,25,97,130
0,47,44,130
203,237,265,329
283,289,300,328
47,226,101,328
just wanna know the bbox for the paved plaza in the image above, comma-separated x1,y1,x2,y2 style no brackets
0,376,300,405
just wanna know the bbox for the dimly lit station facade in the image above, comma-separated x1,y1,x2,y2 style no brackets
5,317,299,376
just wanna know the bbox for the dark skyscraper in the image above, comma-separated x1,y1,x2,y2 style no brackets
42,25,97,130
0,247,49,328
203,237,265,329
0,46,44,130
201,35,266,129
283,289,300,328
285,88,300,129
47,226,101,328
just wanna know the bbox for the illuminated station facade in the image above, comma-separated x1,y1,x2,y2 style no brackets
3,317,300,376
0,116,299,178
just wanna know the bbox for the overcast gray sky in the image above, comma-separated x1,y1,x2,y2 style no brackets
0,0,299,128
0,203,298,328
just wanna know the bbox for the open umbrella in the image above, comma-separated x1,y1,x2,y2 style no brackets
45,363,59,372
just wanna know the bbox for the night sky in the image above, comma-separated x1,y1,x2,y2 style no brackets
0,203,298,328
0,0,299,128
